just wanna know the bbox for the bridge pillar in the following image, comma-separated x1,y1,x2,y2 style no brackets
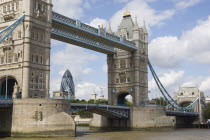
11,99,76,137
107,11,148,107
130,107,175,128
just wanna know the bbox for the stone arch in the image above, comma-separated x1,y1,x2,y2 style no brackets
0,75,18,99
116,92,134,106
179,100,193,107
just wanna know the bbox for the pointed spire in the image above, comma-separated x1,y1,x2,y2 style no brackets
107,22,112,34
133,16,139,31
143,21,148,34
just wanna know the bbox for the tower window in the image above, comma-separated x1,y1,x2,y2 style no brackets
36,55,38,63
116,78,119,83
18,31,21,39
3,5,6,13
12,3,14,11
127,77,131,83
120,60,126,69
120,73,126,83
16,2,19,10
1,57,4,64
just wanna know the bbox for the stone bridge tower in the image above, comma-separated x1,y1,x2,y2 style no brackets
174,87,205,122
0,0,52,99
107,10,148,106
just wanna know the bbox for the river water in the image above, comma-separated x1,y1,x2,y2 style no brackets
1,127,210,140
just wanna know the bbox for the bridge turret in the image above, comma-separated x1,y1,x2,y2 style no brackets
133,17,140,41
0,0,52,99
107,22,113,34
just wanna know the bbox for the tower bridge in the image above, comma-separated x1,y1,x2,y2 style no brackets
0,0,205,137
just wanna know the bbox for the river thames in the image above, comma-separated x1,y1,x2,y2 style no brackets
1,127,210,140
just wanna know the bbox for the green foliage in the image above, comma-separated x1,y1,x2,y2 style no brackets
125,99,132,107
204,103,210,120
151,97,168,106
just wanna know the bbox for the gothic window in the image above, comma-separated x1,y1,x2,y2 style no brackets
12,3,14,11
14,54,18,62
40,73,43,78
120,73,126,83
1,57,4,64
18,31,21,39
127,77,131,83
7,3,10,12
3,5,6,13
36,55,38,63
116,78,119,83
120,60,126,69
38,3,42,11
16,2,19,11
31,72,34,77
40,56,43,64
192,92,194,95
6,52,13,63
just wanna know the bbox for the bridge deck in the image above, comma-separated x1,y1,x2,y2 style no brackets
0,99,199,118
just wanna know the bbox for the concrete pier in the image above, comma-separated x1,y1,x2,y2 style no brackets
90,106,175,129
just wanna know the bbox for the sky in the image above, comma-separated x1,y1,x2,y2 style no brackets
50,0,210,100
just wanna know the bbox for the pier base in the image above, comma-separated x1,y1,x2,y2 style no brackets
10,99,76,137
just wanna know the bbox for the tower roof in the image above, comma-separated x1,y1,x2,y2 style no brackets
116,9,134,39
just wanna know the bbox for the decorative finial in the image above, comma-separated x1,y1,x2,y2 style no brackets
123,8,131,17
107,22,112,33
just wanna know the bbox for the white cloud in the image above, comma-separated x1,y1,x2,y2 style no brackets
52,0,89,19
110,0,175,32
75,82,108,100
89,18,108,28
82,68,93,74
149,16,210,68
199,77,210,93
51,44,98,87
149,70,185,91
175,0,202,9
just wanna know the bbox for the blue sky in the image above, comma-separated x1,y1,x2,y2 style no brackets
51,0,210,99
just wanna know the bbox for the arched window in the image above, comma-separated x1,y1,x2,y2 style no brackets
120,73,126,83
12,3,14,11
3,5,6,13
120,60,126,69
7,3,10,12
16,2,19,11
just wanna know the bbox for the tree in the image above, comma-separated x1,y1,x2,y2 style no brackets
204,103,210,120
151,97,168,106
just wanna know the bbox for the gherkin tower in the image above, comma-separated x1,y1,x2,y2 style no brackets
60,69,75,99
